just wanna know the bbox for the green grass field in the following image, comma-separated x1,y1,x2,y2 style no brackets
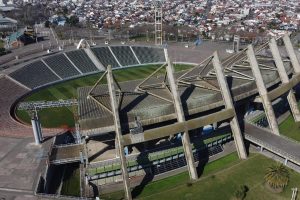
16,107,75,128
279,114,300,142
102,153,300,200
16,64,193,128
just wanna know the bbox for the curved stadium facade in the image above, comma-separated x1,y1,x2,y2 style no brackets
1,35,300,199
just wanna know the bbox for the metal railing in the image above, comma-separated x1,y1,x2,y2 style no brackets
36,193,92,200
53,143,83,148
18,99,78,110
87,134,233,178
50,157,82,165
278,134,300,146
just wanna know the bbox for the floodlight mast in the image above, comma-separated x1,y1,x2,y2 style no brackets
154,0,163,46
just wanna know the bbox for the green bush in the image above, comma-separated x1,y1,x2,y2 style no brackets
233,185,248,200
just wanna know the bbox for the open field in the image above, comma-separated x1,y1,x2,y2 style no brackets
102,153,300,200
16,64,193,128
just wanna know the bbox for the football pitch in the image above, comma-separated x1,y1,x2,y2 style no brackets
15,64,193,128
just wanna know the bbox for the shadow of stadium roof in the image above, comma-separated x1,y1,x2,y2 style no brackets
78,49,293,134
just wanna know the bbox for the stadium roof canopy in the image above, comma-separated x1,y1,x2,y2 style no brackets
78,44,293,135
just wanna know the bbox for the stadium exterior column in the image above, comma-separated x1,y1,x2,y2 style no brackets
35,114,43,143
164,49,198,180
283,34,300,74
31,114,41,145
212,122,218,130
106,65,132,200
269,38,300,122
212,52,247,159
247,45,280,135
115,140,120,158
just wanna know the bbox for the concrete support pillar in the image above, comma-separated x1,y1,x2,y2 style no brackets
269,38,300,122
212,122,218,130
75,123,82,144
80,151,84,164
106,65,132,200
124,146,129,156
164,48,198,180
247,45,280,135
260,146,263,152
37,118,43,142
212,52,247,159
115,139,120,158
284,158,288,165
287,91,300,121
31,116,41,145
283,34,300,74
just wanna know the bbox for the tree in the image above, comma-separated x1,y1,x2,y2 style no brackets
264,164,289,192
62,6,68,15
44,20,50,28
67,15,79,27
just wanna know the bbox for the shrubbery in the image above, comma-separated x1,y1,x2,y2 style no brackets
233,185,248,200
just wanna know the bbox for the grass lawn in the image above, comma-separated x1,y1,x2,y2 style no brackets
102,153,300,200
61,165,80,196
16,106,75,128
279,114,300,142
16,64,193,128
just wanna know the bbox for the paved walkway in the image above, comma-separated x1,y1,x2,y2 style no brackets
0,137,52,200
257,148,300,173
244,122,300,166
50,144,84,164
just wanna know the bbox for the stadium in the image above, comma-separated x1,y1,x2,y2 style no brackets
1,34,300,199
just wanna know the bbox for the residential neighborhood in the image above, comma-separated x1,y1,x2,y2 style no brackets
0,0,299,44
